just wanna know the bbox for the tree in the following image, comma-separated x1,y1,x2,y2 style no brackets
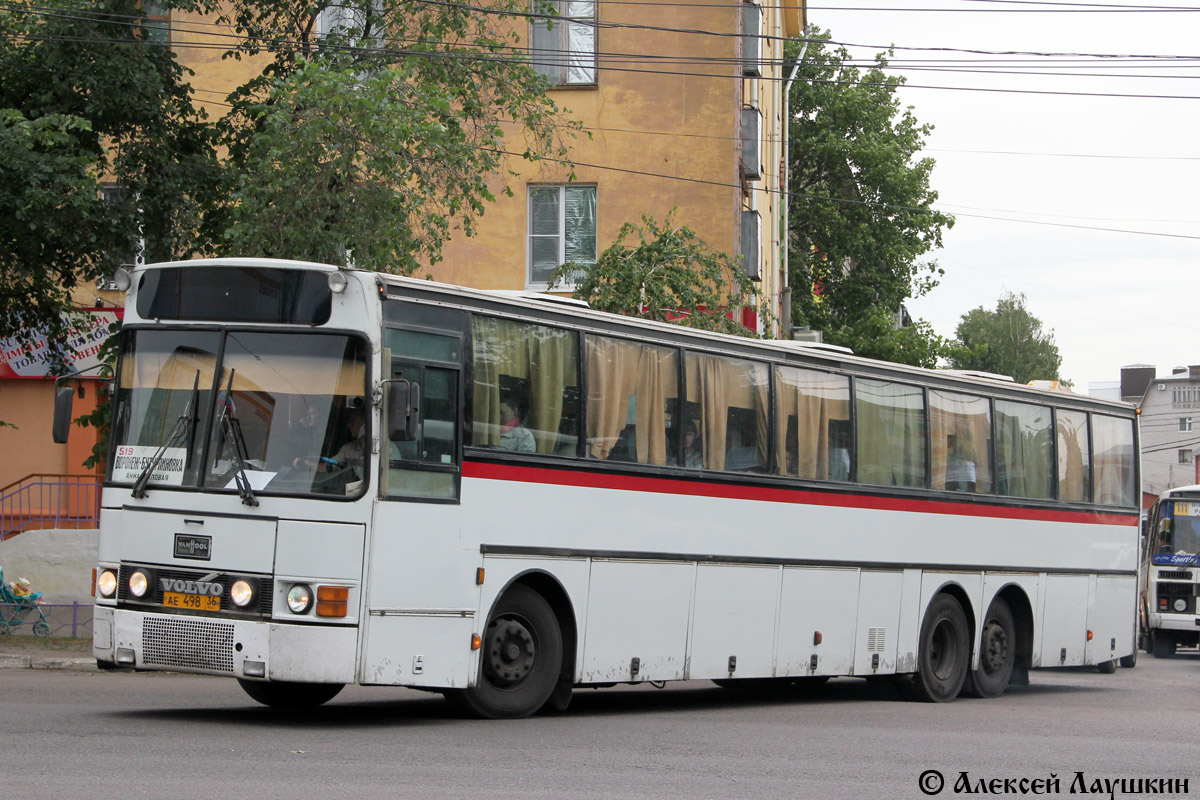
948,292,1064,385
0,0,219,354
553,212,770,337
787,30,953,367
214,0,579,273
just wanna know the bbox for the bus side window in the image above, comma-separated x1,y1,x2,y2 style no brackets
472,316,579,456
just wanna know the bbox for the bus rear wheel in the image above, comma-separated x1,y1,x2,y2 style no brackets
237,679,344,709
447,584,562,719
962,597,1015,699
907,593,970,703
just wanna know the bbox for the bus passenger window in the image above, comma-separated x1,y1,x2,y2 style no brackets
855,379,925,489
775,366,850,481
995,400,1053,500
929,389,991,493
685,353,768,472
472,317,579,456
585,336,678,466
1057,409,1090,502
1092,414,1136,506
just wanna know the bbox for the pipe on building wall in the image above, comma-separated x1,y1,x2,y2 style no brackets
781,31,809,340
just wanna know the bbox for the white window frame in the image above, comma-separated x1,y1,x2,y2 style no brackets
530,0,597,86
1181,417,1193,432
527,185,597,291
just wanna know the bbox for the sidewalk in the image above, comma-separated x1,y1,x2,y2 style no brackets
0,635,96,671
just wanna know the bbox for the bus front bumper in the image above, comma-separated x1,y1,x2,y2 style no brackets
1148,612,1200,634
92,606,357,683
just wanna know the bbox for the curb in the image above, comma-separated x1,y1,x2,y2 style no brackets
0,653,96,671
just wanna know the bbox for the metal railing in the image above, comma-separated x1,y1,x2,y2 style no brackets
0,601,94,638
0,474,101,541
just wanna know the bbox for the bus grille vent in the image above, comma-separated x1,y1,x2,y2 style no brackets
1158,570,1193,581
867,627,887,651
142,617,235,673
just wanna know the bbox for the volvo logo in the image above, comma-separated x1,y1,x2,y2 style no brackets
161,578,224,596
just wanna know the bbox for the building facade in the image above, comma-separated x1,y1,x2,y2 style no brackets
169,1,806,336
1136,365,1200,497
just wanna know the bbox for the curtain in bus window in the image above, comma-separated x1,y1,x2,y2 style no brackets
1057,409,1090,502
585,336,677,465
855,379,926,488
994,400,1053,499
1092,414,1135,506
929,390,992,493
774,366,850,480
685,353,768,472
472,317,579,454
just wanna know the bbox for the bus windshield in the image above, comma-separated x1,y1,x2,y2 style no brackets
1168,503,1200,556
110,329,368,498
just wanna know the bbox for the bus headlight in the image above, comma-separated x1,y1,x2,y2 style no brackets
129,569,152,598
230,580,255,608
97,569,118,598
286,584,313,614
1173,598,1188,613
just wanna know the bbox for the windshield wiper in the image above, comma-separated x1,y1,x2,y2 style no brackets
217,369,259,507
132,371,200,499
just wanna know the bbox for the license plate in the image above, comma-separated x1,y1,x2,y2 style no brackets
164,592,221,612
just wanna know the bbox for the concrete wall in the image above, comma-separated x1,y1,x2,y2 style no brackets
0,528,98,604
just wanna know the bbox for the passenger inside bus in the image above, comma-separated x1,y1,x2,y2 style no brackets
498,399,535,453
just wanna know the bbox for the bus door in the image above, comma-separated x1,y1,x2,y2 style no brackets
362,301,474,687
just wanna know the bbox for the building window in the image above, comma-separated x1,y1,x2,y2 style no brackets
141,0,169,44
528,185,596,288
1180,449,1193,465
1181,417,1193,432
741,2,762,77
530,0,596,85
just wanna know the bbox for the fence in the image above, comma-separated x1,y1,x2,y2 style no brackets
0,601,93,638
0,475,101,541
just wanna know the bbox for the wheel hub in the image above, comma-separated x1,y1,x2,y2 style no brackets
980,620,1010,674
483,617,536,687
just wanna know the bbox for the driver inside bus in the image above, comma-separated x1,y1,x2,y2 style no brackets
294,407,367,480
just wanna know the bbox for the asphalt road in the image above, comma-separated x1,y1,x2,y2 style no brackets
4,653,1198,800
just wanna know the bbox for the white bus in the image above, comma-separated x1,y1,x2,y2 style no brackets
58,258,1141,717
1138,485,1200,658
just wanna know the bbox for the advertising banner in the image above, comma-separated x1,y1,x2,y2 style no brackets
0,310,120,379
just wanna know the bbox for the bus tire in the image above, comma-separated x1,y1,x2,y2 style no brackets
1151,632,1176,659
907,593,970,703
1096,659,1118,674
237,679,343,709
1119,649,1137,668
451,584,562,719
962,597,1015,699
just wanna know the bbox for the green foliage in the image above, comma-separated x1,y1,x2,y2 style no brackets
553,212,770,337
0,0,219,355
73,319,122,470
948,292,1064,385
215,0,578,273
787,30,953,367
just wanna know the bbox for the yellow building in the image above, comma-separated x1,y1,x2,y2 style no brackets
0,0,805,500
173,0,806,334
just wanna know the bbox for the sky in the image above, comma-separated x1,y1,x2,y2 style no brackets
805,0,1200,393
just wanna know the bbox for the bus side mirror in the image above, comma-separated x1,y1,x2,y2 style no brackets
52,384,76,444
387,379,421,442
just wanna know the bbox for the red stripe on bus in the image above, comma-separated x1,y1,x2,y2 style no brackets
462,460,1136,526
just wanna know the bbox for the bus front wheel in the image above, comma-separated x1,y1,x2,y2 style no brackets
1151,632,1176,659
237,679,344,709
962,597,1015,698
907,593,970,703
448,584,563,719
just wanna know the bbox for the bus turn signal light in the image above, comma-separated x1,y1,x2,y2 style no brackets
1087,630,1094,641
471,633,482,651
316,585,349,618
